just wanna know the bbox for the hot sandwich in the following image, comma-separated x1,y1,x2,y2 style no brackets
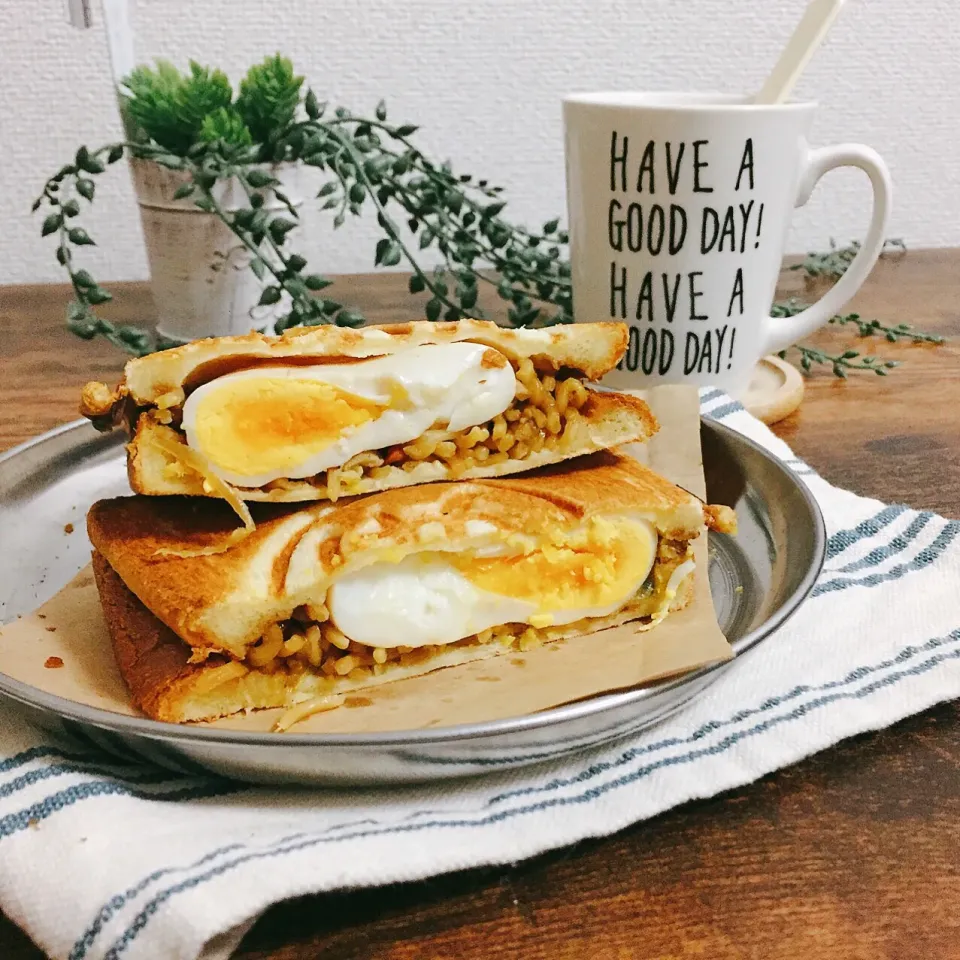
80,320,657,508
88,452,735,727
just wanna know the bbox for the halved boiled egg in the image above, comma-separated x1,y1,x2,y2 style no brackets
327,517,659,648
180,342,516,487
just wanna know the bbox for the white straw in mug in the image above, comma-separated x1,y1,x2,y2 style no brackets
65,0,135,90
756,0,848,104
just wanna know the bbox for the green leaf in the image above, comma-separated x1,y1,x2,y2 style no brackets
31,197,42,213
202,109,253,150
122,59,233,154
376,99,388,121
336,309,365,328
249,258,266,281
304,274,332,290
258,285,282,306
85,287,113,305
286,254,307,273
393,124,419,137
80,155,106,174
172,182,195,200
321,299,342,315
425,298,442,322
56,246,70,266
444,307,461,321
235,54,304,147
72,269,96,288
317,182,338,197
349,183,365,204
107,145,124,164
246,168,279,188
194,196,215,213
152,154,184,170
542,218,560,235
305,89,321,120
375,238,402,267
409,274,426,294
268,217,297,243
459,286,478,310
418,228,434,250
67,302,97,339
497,280,513,300
68,227,95,246
41,213,63,237
75,178,95,202
333,211,346,229
250,192,265,210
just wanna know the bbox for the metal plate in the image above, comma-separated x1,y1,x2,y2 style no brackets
0,419,825,785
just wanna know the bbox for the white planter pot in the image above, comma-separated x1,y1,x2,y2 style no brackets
130,158,304,344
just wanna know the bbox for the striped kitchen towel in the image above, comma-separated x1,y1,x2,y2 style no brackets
1,390,958,960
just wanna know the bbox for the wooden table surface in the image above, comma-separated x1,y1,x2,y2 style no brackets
1,251,959,959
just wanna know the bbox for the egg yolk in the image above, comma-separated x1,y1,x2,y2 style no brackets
452,517,655,614
190,376,386,478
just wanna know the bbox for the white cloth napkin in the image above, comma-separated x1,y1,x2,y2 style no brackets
2,391,959,960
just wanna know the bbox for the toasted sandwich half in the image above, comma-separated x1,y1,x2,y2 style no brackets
88,451,736,726
80,320,657,506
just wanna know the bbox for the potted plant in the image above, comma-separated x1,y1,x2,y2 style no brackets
33,54,572,356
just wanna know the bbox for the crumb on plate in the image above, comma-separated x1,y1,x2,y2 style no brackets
44,656,64,669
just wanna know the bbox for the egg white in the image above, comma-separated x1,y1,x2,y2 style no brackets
180,342,516,487
327,519,659,649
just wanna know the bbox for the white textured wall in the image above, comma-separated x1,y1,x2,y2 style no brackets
1,0,958,285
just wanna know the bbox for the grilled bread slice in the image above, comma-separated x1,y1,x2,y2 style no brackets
88,451,735,723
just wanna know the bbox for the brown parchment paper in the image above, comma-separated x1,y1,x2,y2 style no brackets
0,385,731,733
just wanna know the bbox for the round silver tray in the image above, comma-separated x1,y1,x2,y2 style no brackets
0,419,824,785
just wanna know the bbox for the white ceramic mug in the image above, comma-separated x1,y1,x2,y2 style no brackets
562,92,892,393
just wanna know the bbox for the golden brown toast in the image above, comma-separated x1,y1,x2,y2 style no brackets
82,320,630,410
88,450,730,662
78,320,658,503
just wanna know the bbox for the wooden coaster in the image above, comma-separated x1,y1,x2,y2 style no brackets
739,355,805,425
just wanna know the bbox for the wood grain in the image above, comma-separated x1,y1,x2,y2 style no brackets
1,252,959,959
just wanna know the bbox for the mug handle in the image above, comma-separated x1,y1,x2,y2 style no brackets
759,143,893,356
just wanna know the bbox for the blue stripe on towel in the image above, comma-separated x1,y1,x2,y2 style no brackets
834,512,934,574
0,780,235,842
703,400,744,420
0,764,209,805
826,505,907,558
68,843,249,960
813,522,960,597
699,388,725,406
0,746,98,775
